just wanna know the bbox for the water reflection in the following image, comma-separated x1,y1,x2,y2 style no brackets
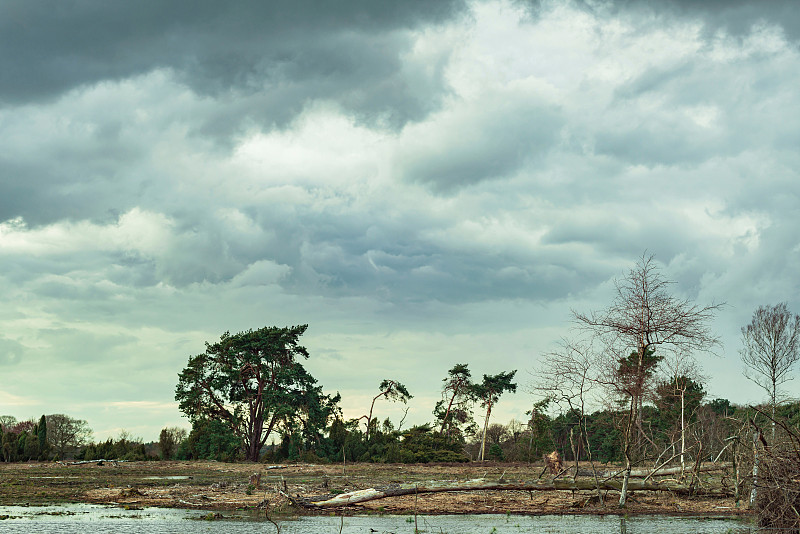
0,504,753,534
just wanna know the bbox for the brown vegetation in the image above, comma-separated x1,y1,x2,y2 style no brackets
0,460,750,517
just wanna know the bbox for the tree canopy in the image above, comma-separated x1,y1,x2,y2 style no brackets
175,324,333,461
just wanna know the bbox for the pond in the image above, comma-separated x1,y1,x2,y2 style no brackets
0,504,754,533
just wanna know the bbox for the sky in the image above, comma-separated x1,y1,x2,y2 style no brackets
1,0,799,443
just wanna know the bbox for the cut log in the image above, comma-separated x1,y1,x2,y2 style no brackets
296,477,732,509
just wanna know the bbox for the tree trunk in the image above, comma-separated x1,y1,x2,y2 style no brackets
479,402,492,462
750,429,759,507
365,397,377,441
569,426,578,482
575,463,730,478
296,477,732,509
680,387,686,481
732,440,740,504
439,392,458,436
581,412,603,505
619,395,636,507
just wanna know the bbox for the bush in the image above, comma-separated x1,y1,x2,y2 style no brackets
488,443,504,461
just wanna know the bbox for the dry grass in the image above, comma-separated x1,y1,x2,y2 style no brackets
0,460,751,517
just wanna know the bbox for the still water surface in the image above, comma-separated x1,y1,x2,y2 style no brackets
0,504,753,533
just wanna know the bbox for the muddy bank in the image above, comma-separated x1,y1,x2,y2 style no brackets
0,461,751,518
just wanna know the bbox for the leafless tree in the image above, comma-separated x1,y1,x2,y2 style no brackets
573,253,722,506
659,352,706,480
740,302,800,433
534,338,604,502
0,415,17,431
46,414,92,460
159,426,188,460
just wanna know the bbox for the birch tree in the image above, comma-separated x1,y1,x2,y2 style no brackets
740,302,800,436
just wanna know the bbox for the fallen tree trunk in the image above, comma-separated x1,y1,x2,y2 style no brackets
295,477,732,509
576,462,732,478
56,459,125,466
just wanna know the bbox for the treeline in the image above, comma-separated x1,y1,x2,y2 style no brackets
0,414,185,462
1,414,95,462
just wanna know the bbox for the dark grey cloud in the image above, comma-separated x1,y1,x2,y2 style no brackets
399,100,563,193
0,0,466,127
0,1,466,226
657,0,800,41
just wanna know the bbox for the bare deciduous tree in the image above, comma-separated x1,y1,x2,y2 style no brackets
46,414,92,460
574,253,722,507
740,302,800,429
159,426,188,460
535,338,604,502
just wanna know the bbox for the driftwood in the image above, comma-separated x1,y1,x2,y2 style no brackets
295,477,732,509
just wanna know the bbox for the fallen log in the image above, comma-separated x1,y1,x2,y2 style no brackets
296,477,732,509
576,462,732,478
56,459,125,466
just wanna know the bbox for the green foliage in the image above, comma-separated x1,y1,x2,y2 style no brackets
706,398,735,416
176,418,242,462
471,371,518,410
472,370,517,461
378,379,412,404
434,363,477,440
79,434,148,461
616,348,662,398
585,410,623,463
523,398,555,461
37,415,48,460
488,443,504,461
396,425,469,463
2,431,17,462
20,421,42,461
175,324,335,461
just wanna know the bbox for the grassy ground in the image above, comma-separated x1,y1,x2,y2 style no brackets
0,460,752,517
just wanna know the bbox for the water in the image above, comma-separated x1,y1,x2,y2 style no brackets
0,504,754,533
